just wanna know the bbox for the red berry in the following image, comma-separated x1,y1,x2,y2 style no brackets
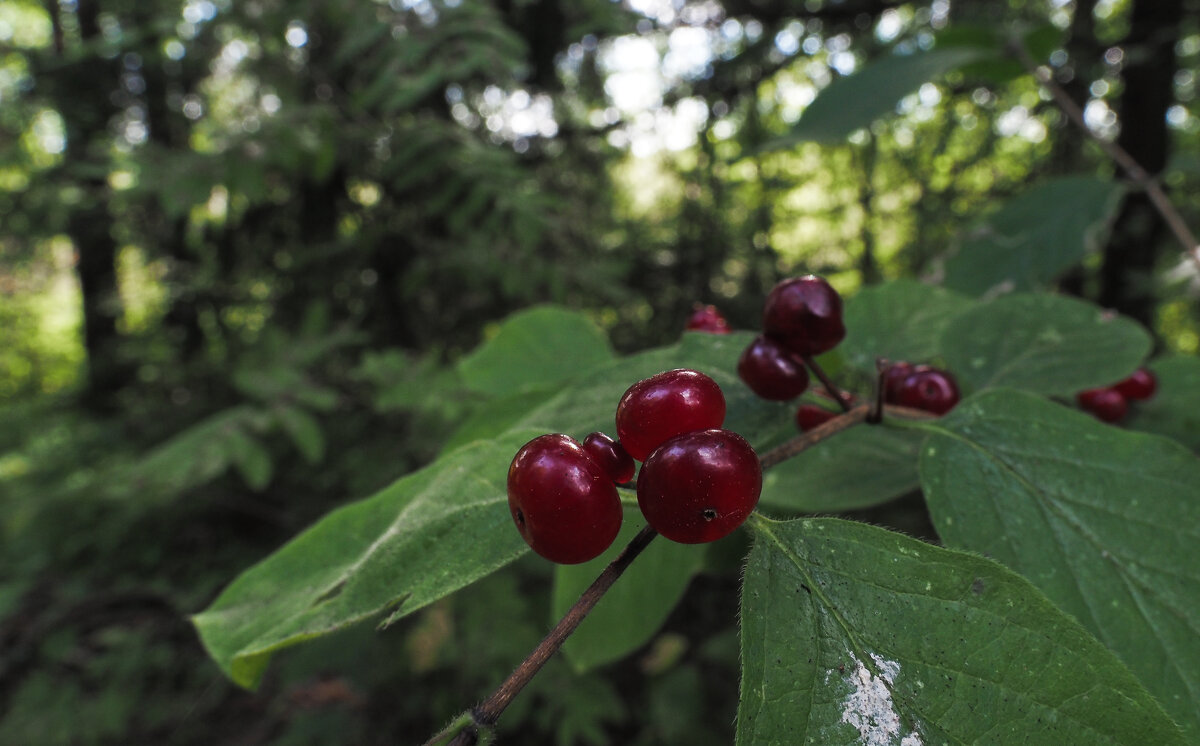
616,369,726,462
762,275,846,356
1077,388,1128,423
636,429,761,544
894,368,960,415
685,304,732,334
507,434,623,564
1112,367,1157,401
882,362,917,403
582,431,635,485
795,404,838,432
737,335,810,401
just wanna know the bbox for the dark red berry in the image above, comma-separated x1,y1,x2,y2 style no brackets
882,362,918,403
1112,367,1157,401
582,431,636,485
685,304,732,334
894,368,960,415
616,369,726,462
795,404,838,432
507,434,623,564
762,275,846,357
737,335,810,401
636,429,761,544
1077,388,1128,423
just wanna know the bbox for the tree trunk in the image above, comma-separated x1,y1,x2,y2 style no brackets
63,0,125,410
1098,0,1184,327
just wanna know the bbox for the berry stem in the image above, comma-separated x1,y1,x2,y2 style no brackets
802,355,852,412
869,359,888,424
1008,38,1200,271
432,526,659,746
761,404,869,468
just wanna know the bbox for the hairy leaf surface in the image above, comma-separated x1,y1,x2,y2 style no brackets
918,390,1200,737
738,516,1183,744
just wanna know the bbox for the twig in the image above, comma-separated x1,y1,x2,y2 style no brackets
1008,39,1200,270
802,355,852,412
431,526,659,746
761,404,869,468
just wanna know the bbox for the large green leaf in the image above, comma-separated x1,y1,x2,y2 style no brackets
552,509,704,672
939,293,1151,395
457,306,614,397
763,47,989,147
944,177,1126,296
1125,356,1200,452
192,429,541,689
738,516,1184,744
917,390,1200,737
840,280,975,374
759,425,920,513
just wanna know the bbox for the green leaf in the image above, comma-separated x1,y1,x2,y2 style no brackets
939,293,1151,395
759,425,920,513
1125,356,1200,451
944,177,1126,296
936,23,1061,83
738,516,1184,744
225,429,273,492
552,510,704,672
440,388,553,454
840,280,975,374
917,390,1200,738
763,47,989,147
274,406,325,464
457,306,615,397
192,429,541,689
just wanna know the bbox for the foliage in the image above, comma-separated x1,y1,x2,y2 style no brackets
1,0,1198,743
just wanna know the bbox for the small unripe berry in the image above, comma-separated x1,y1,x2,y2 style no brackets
762,275,846,356
507,434,623,564
685,304,732,334
894,368,960,415
1077,388,1128,424
737,335,810,401
795,404,838,432
582,432,636,485
1112,368,1157,401
616,369,726,462
636,429,761,544
882,362,917,403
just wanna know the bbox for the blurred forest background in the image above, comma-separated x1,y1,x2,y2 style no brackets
1,0,1197,743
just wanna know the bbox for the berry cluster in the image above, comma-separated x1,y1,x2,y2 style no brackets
883,362,961,415
508,369,761,563
736,275,845,403
1075,367,1157,423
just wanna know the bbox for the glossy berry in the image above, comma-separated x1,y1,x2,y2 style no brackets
582,431,636,485
1077,388,1128,424
616,369,726,462
894,368,960,415
762,275,846,357
737,335,810,401
795,404,838,432
507,434,623,564
636,429,761,544
685,304,732,334
1112,368,1157,401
